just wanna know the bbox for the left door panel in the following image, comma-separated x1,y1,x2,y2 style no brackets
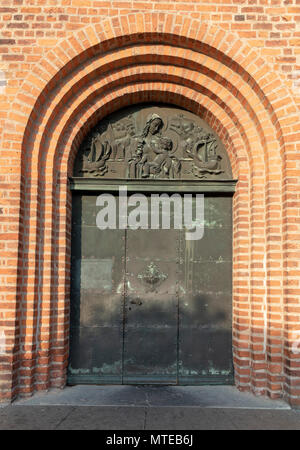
68,194,125,384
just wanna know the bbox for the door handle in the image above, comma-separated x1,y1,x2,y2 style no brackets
129,299,142,306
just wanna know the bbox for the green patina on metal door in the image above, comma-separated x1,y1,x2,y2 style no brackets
68,191,234,385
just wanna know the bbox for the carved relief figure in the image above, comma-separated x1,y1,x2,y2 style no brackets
127,140,144,178
136,113,181,179
170,114,197,157
190,132,223,179
149,136,181,178
81,130,112,176
111,117,136,160
74,107,230,180
170,114,224,179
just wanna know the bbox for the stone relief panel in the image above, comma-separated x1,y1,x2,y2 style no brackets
73,105,232,180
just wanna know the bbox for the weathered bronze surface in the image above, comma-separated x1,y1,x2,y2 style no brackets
68,193,233,385
73,104,232,180
68,103,234,385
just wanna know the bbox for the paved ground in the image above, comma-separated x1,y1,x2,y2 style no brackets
0,385,299,430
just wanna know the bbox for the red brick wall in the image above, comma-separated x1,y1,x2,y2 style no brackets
0,1,299,407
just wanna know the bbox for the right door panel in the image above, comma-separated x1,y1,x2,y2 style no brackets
178,195,233,384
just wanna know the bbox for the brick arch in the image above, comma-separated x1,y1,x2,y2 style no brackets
3,14,297,406
32,83,252,396
16,16,293,169
16,77,266,400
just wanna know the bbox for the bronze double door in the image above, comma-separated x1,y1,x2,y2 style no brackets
68,193,233,385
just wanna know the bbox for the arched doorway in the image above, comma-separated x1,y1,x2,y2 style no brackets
68,104,236,385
